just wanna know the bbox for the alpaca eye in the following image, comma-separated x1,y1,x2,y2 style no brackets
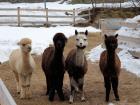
84,39,87,41
76,39,79,41
22,44,25,46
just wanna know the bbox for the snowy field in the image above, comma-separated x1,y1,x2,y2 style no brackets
0,26,100,63
88,15,140,77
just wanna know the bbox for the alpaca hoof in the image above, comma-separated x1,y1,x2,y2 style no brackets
81,97,86,102
60,96,65,101
17,91,20,94
49,96,54,102
106,98,109,102
69,96,73,104
20,95,26,99
26,94,32,99
69,100,73,104
116,98,120,101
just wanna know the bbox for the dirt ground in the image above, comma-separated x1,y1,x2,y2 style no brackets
0,33,140,105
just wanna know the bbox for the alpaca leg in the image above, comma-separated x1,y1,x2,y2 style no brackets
70,77,79,92
57,75,65,101
104,77,111,102
13,71,20,94
19,74,26,99
49,78,55,101
79,78,85,102
111,77,120,101
46,74,50,95
26,74,32,99
69,86,75,104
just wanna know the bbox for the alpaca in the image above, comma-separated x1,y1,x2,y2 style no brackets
9,38,35,99
65,30,88,104
99,34,121,102
42,33,67,101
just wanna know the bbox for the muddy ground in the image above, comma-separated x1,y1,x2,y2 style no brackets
0,33,140,105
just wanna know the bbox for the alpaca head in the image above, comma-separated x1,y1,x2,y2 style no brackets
75,30,88,49
53,33,67,50
18,38,32,53
104,34,118,51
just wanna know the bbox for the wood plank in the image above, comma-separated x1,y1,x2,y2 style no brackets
20,21,72,24
0,79,17,105
0,8,74,12
0,15,74,18
0,8,17,11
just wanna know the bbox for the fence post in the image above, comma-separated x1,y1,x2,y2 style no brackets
45,8,48,26
88,7,91,22
17,7,21,27
73,9,75,26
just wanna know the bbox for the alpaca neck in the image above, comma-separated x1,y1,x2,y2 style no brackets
21,51,30,66
75,48,84,67
107,49,115,70
54,49,63,60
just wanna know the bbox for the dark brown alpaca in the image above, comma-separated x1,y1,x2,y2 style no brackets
42,33,67,101
99,34,121,102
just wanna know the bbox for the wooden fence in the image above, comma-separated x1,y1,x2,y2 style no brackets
0,78,17,105
0,7,91,26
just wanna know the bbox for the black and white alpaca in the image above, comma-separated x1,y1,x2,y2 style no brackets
42,33,67,101
65,30,88,104
99,34,121,102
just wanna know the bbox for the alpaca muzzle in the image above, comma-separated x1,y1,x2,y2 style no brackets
28,46,32,52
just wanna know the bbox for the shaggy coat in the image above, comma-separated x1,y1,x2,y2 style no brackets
9,38,35,99
42,33,67,101
99,34,121,102
66,49,88,80
65,30,88,104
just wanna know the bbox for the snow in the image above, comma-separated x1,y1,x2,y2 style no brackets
116,15,140,38
125,15,140,23
0,1,139,9
88,15,140,77
0,26,100,63
116,27,140,38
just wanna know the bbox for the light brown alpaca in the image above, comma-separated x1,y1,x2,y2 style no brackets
99,34,121,102
9,38,35,99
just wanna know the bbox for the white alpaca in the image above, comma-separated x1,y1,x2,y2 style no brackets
9,38,35,99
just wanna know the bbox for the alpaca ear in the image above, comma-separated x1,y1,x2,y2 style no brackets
17,42,20,45
115,34,118,38
85,30,88,36
75,30,78,35
104,34,107,39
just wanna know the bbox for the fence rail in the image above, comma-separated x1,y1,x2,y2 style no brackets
0,7,91,26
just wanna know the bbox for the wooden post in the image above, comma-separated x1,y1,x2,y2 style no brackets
88,7,91,22
17,7,20,27
45,8,48,26
100,19,106,48
73,9,75,26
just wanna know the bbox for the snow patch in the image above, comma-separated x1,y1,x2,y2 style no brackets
0,26,100,63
